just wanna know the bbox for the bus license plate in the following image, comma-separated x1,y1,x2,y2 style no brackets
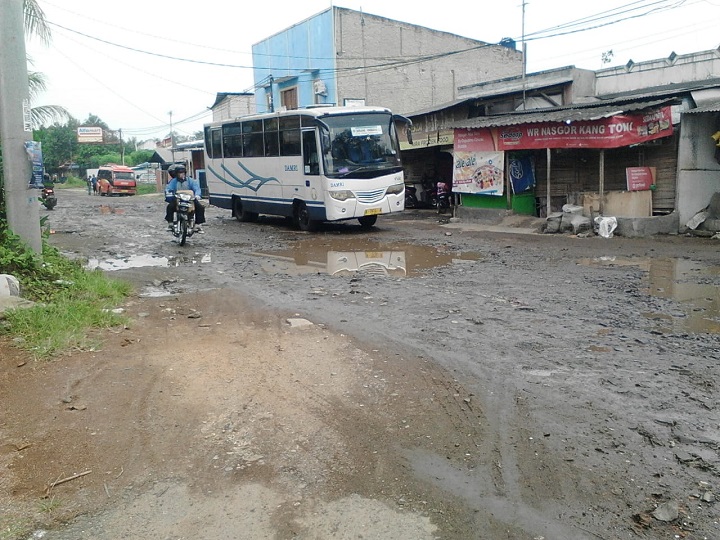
364,208,381,216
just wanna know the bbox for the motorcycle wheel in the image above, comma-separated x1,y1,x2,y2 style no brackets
179,220,188,246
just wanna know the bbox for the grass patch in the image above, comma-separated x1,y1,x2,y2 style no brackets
53,176,86,189
0,515,32,540
1,225,132,359
137,183,160,195
5,288,129,358
37,496,62,514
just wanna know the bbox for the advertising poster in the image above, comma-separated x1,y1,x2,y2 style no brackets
24,140,45,188
626,166,656,191
453,129,504,196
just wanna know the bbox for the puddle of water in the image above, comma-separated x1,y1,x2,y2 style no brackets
253,238,481,277
87,254,169,271
169,253,212,266
87,253,212,271
99,205,124,215
579,256,720,333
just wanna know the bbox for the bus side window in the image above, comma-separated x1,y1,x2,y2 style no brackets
210,129,222,158
302,131,319,175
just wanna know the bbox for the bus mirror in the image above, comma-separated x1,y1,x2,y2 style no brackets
393,114,413,146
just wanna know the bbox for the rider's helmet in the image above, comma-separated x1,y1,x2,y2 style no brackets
167,163,177,179
174,164,187,175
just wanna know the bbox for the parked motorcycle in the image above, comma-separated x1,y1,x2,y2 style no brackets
404,185,419,209
39,186,57,210
436,181,450,214
168,189,196,246
422,181,438,209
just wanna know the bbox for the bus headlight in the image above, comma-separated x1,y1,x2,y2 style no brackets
385,183,405,195
328,190,356,201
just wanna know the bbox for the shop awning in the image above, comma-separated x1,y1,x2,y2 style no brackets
449,98,677,129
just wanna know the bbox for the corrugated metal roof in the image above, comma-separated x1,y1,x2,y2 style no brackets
683,102,720,114
405,75,575,118
449,98,676,129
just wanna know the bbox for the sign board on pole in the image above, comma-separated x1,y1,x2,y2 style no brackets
77,127,104,144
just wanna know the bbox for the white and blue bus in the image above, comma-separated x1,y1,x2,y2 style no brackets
203,106,412,231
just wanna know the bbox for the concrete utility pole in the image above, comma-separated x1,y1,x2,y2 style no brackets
0,0,42,253
168,111,175,162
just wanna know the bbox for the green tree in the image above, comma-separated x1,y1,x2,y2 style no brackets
33,119,79,172
126,149,154,167
93,153,122,167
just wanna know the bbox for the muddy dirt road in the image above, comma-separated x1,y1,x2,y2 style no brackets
2,188,720,539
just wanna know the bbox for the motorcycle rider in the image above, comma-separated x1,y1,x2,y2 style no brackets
164,164,206,232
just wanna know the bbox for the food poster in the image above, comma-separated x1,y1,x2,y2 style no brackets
453,129,504,195
508,154,535,194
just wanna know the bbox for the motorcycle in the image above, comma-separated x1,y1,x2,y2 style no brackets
404,185,419,209
422,181,438,209
168,190,196,246
39,186,57,210
436,181,451,214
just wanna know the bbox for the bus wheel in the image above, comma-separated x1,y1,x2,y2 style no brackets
295,202,318,232
358,215,378,228
233,198,258,223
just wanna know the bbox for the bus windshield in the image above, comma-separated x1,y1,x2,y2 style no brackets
320,113,401,178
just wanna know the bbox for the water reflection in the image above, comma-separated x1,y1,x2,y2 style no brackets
254,239,481,277
87,254,168,271
329,251,406,276
87,253,212,271
579,256,720,333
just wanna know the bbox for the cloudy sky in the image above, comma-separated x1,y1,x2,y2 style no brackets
24,0,720,142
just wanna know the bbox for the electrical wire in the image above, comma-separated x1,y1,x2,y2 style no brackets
31,1,714,135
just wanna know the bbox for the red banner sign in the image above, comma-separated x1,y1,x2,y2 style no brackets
482,106,673,150
626,167,656,191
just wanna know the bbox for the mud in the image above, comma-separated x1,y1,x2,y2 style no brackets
1,188,720,539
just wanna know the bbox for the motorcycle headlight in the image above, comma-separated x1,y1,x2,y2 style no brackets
328,190,356,201
385,183,405,195
177,193,193,202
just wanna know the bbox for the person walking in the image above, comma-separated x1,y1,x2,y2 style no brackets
87,175,93,195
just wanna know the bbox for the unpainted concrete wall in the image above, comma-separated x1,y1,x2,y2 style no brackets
333,8,523,115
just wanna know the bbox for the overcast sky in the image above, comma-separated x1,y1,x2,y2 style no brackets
24,0,720,142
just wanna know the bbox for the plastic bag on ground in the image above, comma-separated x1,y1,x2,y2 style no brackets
686,211,709,230
594,216,617,238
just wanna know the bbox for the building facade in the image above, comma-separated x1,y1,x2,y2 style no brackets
401,49,720,233
251,7,523,116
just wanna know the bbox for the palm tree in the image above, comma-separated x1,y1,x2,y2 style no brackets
24,0,69,127
28,70,68,127
23,0,51,44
